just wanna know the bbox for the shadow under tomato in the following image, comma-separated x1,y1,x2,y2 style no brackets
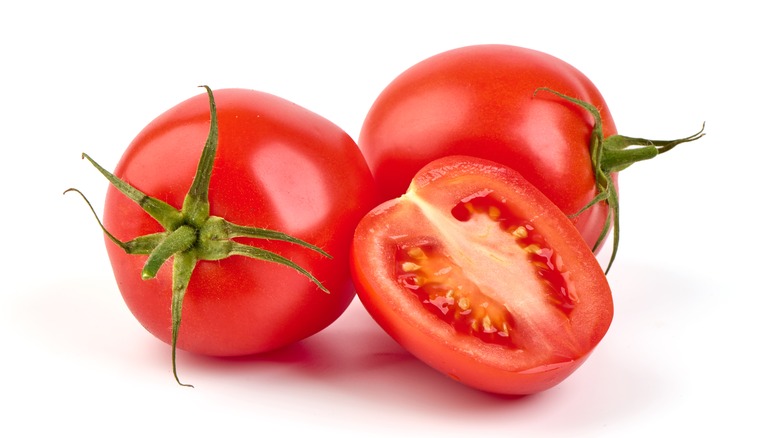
174,258,706,435
15,257,712,435
299,260,705,420
181,300,536,411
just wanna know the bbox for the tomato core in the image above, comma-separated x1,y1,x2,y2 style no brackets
394,192,576,351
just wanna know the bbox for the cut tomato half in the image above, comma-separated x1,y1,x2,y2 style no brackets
351,155,613,395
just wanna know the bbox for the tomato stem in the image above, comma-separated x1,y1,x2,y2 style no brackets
67,85,332,387
535,88,705,274
142,226,197,280
601,124,705,173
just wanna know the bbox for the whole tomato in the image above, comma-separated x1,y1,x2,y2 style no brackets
74,87,377,386
359,44,703,270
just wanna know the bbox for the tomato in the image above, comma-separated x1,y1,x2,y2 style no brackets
76,87,377,385
350,155,613,395
359,44,704,270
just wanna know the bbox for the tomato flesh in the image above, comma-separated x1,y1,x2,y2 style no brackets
351,156,613,395
452,194,576,316
397,242,519,349
395,193,576,351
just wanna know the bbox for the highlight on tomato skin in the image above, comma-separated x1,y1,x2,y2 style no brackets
350,155,614,395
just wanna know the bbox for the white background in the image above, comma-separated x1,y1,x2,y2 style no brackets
3,1,777,436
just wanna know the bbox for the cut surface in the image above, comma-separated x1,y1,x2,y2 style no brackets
351,155,614,394
394,189,577,353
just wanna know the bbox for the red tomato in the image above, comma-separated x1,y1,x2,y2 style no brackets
351,155,613,395
359,44,703,268
100,89,376,366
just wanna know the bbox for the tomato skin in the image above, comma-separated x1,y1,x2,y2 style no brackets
103,89,377,356
359,44,618,252
351,156,613,395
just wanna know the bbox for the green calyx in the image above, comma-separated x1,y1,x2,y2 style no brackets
534,88,705,274
65,85,331,387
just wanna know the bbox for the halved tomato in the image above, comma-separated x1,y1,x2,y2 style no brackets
350,156,613,395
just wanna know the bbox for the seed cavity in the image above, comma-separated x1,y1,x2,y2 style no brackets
395,193,576,349
395,242,520,348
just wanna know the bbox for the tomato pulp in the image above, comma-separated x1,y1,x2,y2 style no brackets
102,88,377,358
351,156,613,395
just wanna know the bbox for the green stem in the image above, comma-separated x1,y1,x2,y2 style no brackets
535,87,705,274
63,188,165,254
142,226,197,280
171,250,197,388
601,124,706,172
81,154,183,231
226,222,332,258
181,85,219,227
229,243,330,293
601,146,660,173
